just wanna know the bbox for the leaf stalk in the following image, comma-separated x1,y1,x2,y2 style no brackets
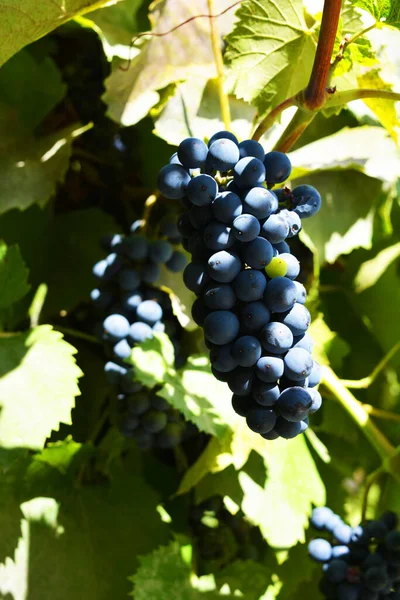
207,0,232,130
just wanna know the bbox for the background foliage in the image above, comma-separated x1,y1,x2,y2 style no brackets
0,0,400,598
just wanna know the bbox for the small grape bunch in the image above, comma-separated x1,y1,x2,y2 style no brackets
157,130,322,441
90,216,188,449
308,506,400,599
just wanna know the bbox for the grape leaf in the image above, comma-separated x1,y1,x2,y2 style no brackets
215,560,272,600
103,0,235,125
354,241,400,293
0,326,82,449
0,49,66,130
357,70,400,144
0,0,125,68
224,0,316,115
0,241,30,310
352,0,400,28
239,436,325,547
33,438,91,474
0,109,82,214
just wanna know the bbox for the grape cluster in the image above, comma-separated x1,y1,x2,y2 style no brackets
309,507,400,599
91,218,188,449
157,130,322,440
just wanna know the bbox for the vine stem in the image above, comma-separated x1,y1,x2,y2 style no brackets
304,0,342,110
251,95,298,142
55,326,101,345
273,109,316,153
326,88,400,107
361,468,385,522
321,366,395,461
207,0,231,130
341,340,400,389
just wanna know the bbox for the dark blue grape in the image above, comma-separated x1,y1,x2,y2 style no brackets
191,297,209,326
240,301,271,331
232,335,262,367
169,152,182,165
156,422,184,448
238,139,265,161
260,322,293,354
332,546,351,560
118,268,141,291
136,300,163,325
166,250,188,272
337,582,361,600
233,269,266,301
241,236,273,269
309,389,322,414
208,131,239,147
364,566,389,591
104,361,127,384
178,137,208,168
292,333,314,353
92,259,111,280
261,429,280,440
228,367,254,396
242,187,278,219
273,240,290,254
274,417,305,439
279,209,302,238
121,370,143,394
291,184,322,218
255,356,284,383
234,157,266,188
204,283,236,310
207,139,240,171
232,393,254,416
284,348,313,381
261,214,290,244
333,522,353,544
183,262,210,294
123,234,149,260
279,253,300,279
232,214,261,242
364,520,388,540
311,506,334,530
149,240,173,263
141,262,161,284
203,310,240,345
264,276,297,313
293,281,307,304
113,338,132,360
141,409,168,433
381,512,398,531
308,538,333,562
203,221,234,251
207,251,241,283
211,191,242,224
386,531,400,551
101,233,124,252
278,303,311,336
246,406,276,434
252,381,280,406
103,314,130,340
308,361,321,388
158,164,191,199
188,232,211,259
279,375,308,390
326,559,348,583
177,212,195,238
189,204,214,229
277,386,312,422
128,322,154,344
210,344,238,372
132,428,154,449
264,151,292,184
187,174,218,206
127,392,151,415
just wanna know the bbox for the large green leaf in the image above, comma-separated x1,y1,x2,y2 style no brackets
354,241,400,293
0,0,124,68
0,241,30,310
215,560,272,600
103,0,235,125
239,436,325,548
0,326,82,449
224,0,316,115
352,0,400,28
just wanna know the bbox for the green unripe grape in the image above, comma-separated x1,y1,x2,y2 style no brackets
265,257,287,278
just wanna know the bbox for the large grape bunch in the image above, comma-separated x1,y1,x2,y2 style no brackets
308,506,400,599
91,217,188,449
157,130,322,441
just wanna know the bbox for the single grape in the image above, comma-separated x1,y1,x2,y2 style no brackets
113,338,132,360
158,164,191,199
283,347,313,381
212,191,242,224
242,187,278,219
132,428,154,450
234,157,266,188
277,386,312,422
246,406,276,434
232,214,261,242
104,361,127,385
238,139,265,161
187,174,218,206
264,151,292,184
136,300,163,326
280,209,302,238
385,531,400,551
188,231,211,259
207,138,240,171
273,240,290,254
231,393,254,417
121,370,143,394
252,381,280,406
279,375,308,390
279,253,300,279
178,137,208,168
255,356,284,383
203,310,240,345
291,184,322,219
364,566,389,591
232,335,262,367
169,152,182,165
337,582,362,600
309,389,322,414
261,214,290,244
166,250,189,272
101,233,125,253
207,251,242,283
117,268,141,291
103,314,130,341
191,297,209,326
203,221,235,251
333,523,352,544
127,392,151,415
141,263,161,284
241,236,273,269
274,417,305,439
208,131,239,147
128,322,154,344
332,546,351,560
228,367,254,396
183,262,210,294
292,333,314,353
264,276,297,313
149,240,173,263
277,303,311,336
265,257,288,278
210,344,239,372
311,506,334,530
204,283,237,310
141,409,168,434
261,429,280,440
308,538,333,562
326,559,348,583
233,269,267,301
92,259,111,280
240,301,271,331
122,292,143,313
260,322,293,354
177,212,195,238
293,280,307,304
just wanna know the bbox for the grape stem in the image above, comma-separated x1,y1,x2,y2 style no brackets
207,0,232,131
321,365,395,461
341,340,400,389
55,325,102,345
272,109,316,153
361,467,385,522
328,23,377,83
326,88,400,107
251,95,299,142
